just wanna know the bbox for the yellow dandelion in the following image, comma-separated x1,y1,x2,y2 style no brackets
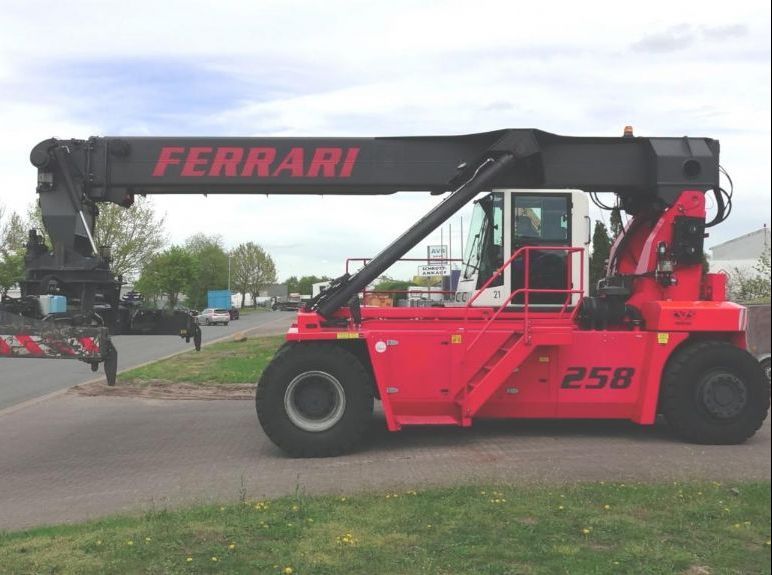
582,528,591,535
283,567,294,575
733,523,741,528
339,496,347,502
211,556,218,562
145,537,152,542
291,505,299,512
127,540,134,546
558,505,565,511
228,543,236,550
96,540,102,545
186,557,193,562
603,504,611,510
220,506,225,511
426,524,432,528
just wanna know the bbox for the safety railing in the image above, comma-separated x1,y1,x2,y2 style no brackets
464,246,585,354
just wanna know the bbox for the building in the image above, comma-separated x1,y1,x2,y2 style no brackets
709,226,769,275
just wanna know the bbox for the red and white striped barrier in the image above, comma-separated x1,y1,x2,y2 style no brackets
0,334,101,359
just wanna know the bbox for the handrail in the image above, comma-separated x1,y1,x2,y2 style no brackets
463,246,584,355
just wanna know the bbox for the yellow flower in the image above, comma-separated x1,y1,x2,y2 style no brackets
603,505,611,510
582,528,591,535
228,543,236,550
145,537,152,542
186,557,193,562
291,505,299,512
283,567,294,575
558,505,565,511
96,540,102,545
339,497,347,502
211,556,218,562
127,540,134,546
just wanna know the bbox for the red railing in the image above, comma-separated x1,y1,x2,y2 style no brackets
464,246,585,353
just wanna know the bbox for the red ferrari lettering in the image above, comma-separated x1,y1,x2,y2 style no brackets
241,148,277,177
209,147,244,177
181,147,213,176
152,146,360,178
152,147,185,177
272,148,304,177
307,148,342,177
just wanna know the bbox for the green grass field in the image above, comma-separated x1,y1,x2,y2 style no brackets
119,336,284,385
1,482,769,574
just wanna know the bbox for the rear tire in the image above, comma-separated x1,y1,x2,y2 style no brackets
661,340,770,444
256,343,374,457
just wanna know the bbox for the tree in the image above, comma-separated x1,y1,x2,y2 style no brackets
296,275,330,296
27,197,167,279
373,276,411,305
609,208,624,239
134,246,195,309
285,276,299,294
231,242,277,307
0,206,27,294
729,247,771,303
184,233,228,310
589,221,611,295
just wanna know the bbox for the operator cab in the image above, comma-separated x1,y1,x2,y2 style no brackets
454,190,590,308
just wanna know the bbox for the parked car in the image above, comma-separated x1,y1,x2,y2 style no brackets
197,308,230,326
229,306,240,320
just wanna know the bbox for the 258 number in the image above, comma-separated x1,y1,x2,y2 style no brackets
560,367,635,389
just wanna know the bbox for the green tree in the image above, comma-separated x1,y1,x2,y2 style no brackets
609,208,624,239
295,275,331,296
373,276,412,305
589,221,611,295
135,246,195,309
184,233,228,310
27,197,166,279
284,276,299,294
729,247,771,303
0,207,27,294
231,242,278,307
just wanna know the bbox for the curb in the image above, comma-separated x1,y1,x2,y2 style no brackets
0,315,290,417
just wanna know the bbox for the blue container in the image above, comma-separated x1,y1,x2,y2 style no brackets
207,290,231,309
40,295,67,315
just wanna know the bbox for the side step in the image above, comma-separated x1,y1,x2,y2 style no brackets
460,327,574,420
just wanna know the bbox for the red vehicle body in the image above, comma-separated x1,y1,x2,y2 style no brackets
280,191,746,431
2,129,767,457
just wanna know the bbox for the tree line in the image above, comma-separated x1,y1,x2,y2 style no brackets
0,200,277,309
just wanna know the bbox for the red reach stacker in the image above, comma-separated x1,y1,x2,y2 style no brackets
1,129,768,456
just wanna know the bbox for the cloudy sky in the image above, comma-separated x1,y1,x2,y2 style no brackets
0,0,769,281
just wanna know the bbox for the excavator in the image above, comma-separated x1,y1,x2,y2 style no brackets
1,128,768,456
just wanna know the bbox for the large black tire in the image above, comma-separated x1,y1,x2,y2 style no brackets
661,340,770,444
256,343,374,457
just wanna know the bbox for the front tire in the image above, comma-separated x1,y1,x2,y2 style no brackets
661,340,770,444
256,343,374,457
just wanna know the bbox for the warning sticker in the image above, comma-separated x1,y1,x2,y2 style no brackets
451,334,463,344
336,332,360,340
657,333,670,345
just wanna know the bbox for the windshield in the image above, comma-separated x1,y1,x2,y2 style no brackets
462,192,503,288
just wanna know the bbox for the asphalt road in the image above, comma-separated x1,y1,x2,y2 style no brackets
0,393,768,530
0,310,291,410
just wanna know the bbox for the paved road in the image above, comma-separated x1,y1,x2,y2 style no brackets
0,311,292,410
0,391,768,530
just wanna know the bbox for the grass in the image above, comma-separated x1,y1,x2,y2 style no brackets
119,336,284,386
1,482,769,574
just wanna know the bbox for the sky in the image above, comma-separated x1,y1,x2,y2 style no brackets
0,0,769,281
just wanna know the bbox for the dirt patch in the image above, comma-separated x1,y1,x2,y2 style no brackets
71,380,255,400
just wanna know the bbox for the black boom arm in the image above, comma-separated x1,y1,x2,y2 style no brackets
27,129,720,318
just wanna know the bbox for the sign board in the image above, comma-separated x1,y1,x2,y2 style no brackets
418,263,450,277
427,245,448,260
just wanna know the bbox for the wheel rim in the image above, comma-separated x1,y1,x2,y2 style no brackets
697,370,748,420
284,371,346,432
